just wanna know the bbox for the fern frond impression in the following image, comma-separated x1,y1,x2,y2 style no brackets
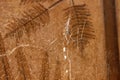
64,4,95,53
5,3,49,39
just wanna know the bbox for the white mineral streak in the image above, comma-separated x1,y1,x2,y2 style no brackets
0,38,57,57
63,47,66,52
64,55,67,60
64,17,71,44
68,59,72,80
66,70,68,73
0,44,30,57
0,44,43,57
49,38,57,46
63,15,72,80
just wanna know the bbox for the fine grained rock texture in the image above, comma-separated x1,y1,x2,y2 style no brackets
0,0,114,80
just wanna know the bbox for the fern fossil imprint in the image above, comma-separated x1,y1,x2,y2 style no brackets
5,3,50,39
64,3,95,53
5,0,63,39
